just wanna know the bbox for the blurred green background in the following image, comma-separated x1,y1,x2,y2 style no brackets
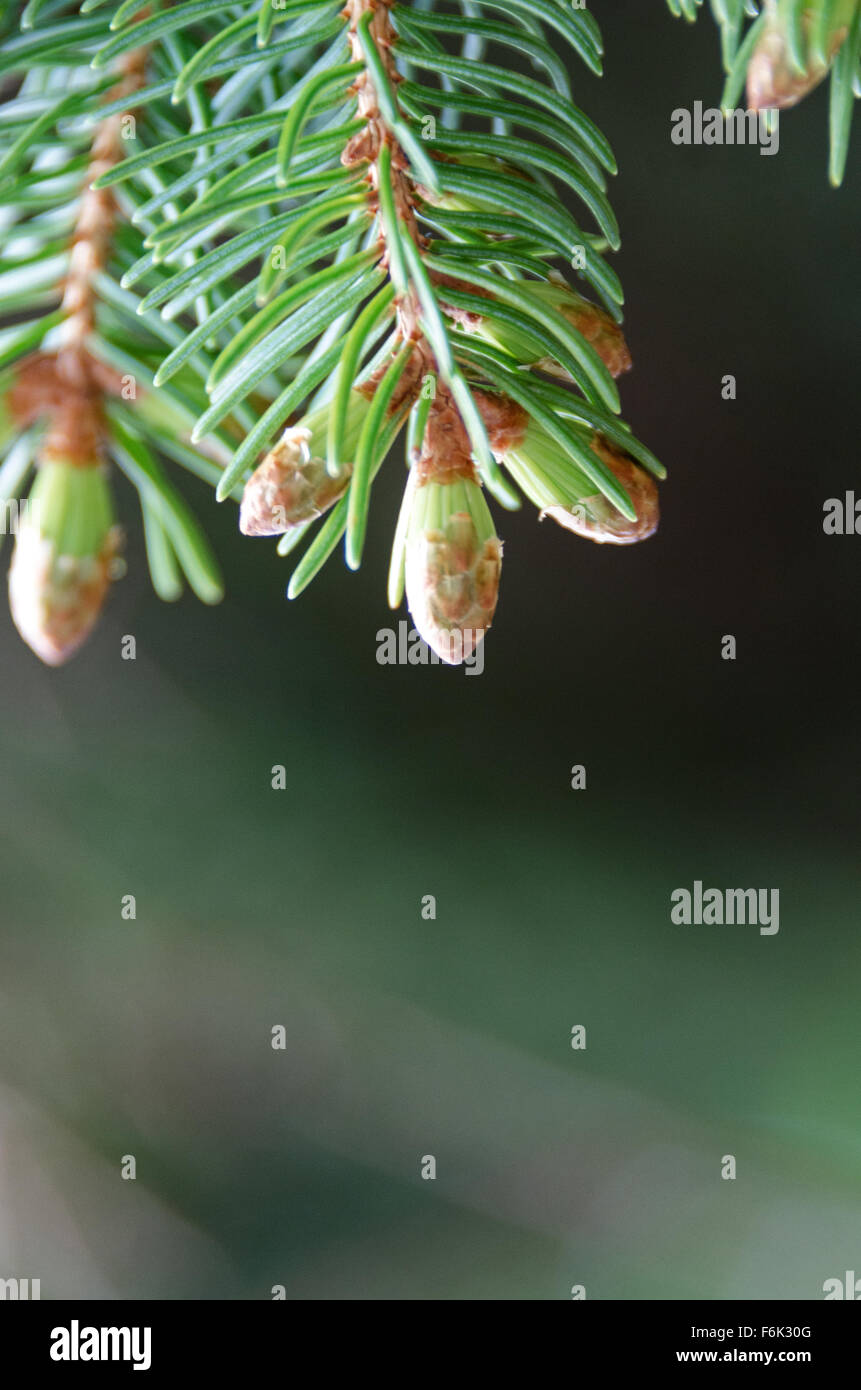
1,1,860,1299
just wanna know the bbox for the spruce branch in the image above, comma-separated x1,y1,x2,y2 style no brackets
2,38,145,663
2,1,668,666
0,4,238,662
667,0,861,185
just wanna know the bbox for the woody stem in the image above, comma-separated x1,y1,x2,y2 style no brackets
32,49,149,465
345,0,459,438
60,48,148,371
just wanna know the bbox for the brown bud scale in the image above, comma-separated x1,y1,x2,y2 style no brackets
545,436,660,545
239,430,351,537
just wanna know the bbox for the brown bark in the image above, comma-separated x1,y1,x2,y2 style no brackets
10,47,148,465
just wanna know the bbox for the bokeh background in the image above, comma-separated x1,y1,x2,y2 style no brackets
1,1,859,1299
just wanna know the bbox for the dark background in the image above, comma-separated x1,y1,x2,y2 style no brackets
1,2,859,1298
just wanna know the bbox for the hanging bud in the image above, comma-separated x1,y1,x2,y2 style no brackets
519,282,631,379
451,279,630,380
544,435,659,546
495,417,659,545
8,457,122,665
497,416,593,511
239,394,364,537
747,0,854,110
404,475,502,665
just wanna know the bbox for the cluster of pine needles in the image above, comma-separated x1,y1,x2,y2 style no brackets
0,2,854,664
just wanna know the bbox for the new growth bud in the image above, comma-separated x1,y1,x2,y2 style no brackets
544,436,659,546
239,396,363,536
747,0,855,110
455,279,631,381
8,457,122,665
522,282,631,379
404,476,502,665
496,417,659,545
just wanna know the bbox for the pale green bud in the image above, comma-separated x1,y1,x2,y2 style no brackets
748,0,855,110
543,436,660,546
404,476,502,664
499,421,659,545
456,280,631,381
8,458,122,665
